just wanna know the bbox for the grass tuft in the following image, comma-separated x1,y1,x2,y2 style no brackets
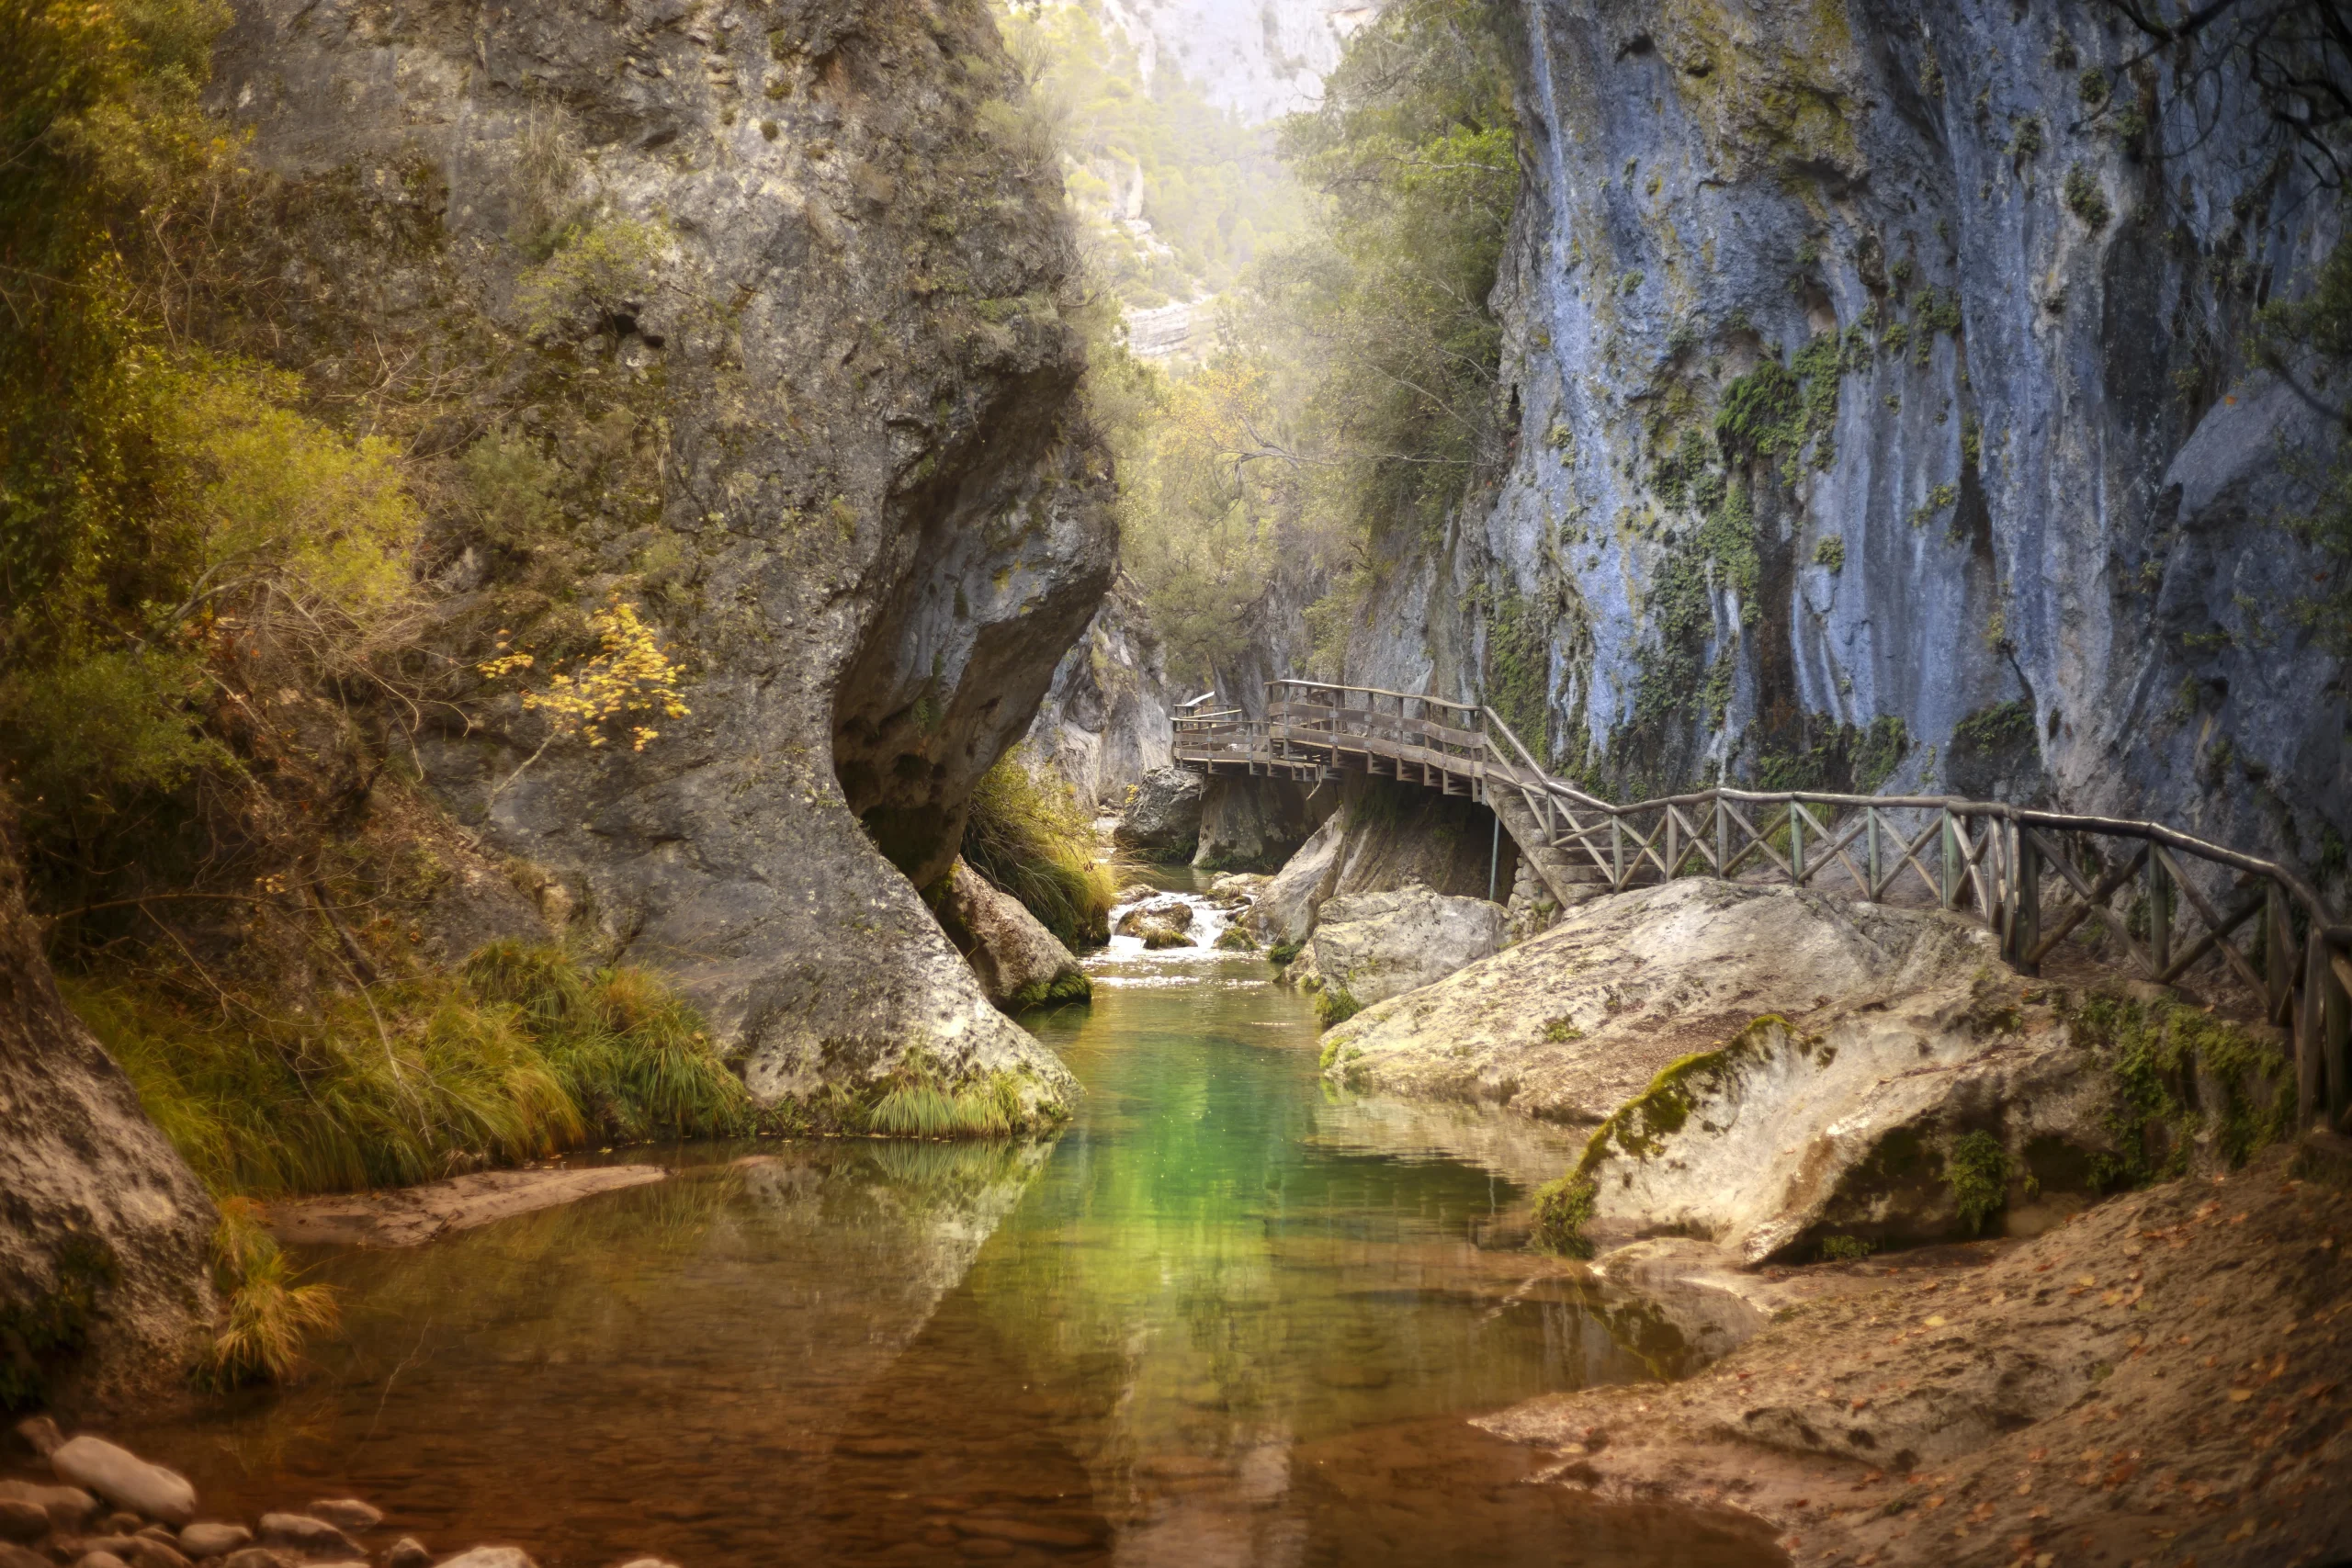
198,1198,340,1390
864,1049,1027,1138
961,749,1124,947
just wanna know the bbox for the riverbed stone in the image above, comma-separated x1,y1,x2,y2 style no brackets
1112,768,1205,861
0,1544,46,1568
431,1550,537,1568
1114,897,1193,936
0,1503,42,1544
217,1551,290,1568
74,1552,129,1568
933,860,1090,1013
51,1439,197,1528
11,1418,62,1460
381,1541,428,1568
299,1504,377,1535
1137,924,1193,950
255,1515,360,1560
0,1481,95,1530
1292,886,1507,1010
176,1524,251,1560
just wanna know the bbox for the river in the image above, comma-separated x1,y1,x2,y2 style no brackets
132,878,1784,1567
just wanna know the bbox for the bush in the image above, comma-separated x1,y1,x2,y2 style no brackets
960,749,1122,946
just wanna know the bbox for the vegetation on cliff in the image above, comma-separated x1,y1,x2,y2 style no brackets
959,749,1123,947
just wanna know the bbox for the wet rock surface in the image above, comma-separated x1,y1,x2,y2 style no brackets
1478,1144,2352,1568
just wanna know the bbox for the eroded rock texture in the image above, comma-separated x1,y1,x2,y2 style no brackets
1344,0,2346,888
208,0,1112,1114
1023,577,1172,808
0,807,216,1412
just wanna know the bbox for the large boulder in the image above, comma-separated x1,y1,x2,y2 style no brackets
933,861,1090,1014
1321,877,1996,1122
0,802,216,1412
1191,777,1333,872
1245,775,1512,948
1111,767,1205,861
1293,887,1507,1012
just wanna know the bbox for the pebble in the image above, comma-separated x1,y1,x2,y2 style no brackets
219,1550,293,1568
0,1503,45,1544
103,1513,145,1534
383,1540,430,1568
431,1550,539,1568
953,1517,1100,1550
51,1438,198,1527
256,1514,361,1559
300,1503,379,1535
614,1561,681,1568
178,1524,253,1560
0,1544,47,1568
76,1553,130,1568
0,1480,96,1530
10,1420,62,1461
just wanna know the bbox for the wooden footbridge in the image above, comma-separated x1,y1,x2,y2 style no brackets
1172,678,2352,1134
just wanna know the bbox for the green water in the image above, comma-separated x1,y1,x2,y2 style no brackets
134,933,1782,1567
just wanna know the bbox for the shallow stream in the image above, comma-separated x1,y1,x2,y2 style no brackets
136,875,1783,1567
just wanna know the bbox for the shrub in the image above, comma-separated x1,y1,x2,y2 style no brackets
960,750,1122,946
1947,1131,2013,1235
198,1198,339,1389
1817,1234,1874,1262
2063,164,2110,230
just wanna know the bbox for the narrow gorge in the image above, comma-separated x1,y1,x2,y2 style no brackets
2,3,2347,1567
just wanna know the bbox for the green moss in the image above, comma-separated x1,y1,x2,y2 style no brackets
1817,1234,1874,1262
1532,1174,1598,1258
2078,67,2110,110
1315,987,1363,1031
1215,926,1260,952
1947,1130,2013,1235
2063,164,2110,230
2069,991,2295,1186
1541,1014,1584,1043
1267,939,1304,968
1952,698,2034,755
1006,969,1093,1010
1813,536,1847,572
1577,1018,1805,1170
1716,331,1842,481
1485,590,1555,752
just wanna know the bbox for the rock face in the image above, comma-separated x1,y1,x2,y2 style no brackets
1320,878,1997,1123
1190,778,1333,872
1111,767,1206,861
1330,0,2346,897
1293,887,1508,1012
932,861,1090,1013
1023,577,1172,807
0,805,216,1412
209,1,1108,1119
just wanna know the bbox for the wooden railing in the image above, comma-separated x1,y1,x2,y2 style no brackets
1171,680,2352,1134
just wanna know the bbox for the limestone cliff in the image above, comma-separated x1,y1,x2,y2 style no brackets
1340,0,2346,889
207,0,1114,1116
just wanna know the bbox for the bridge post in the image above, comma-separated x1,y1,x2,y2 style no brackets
2146,852,2171,976
1865,807,1881,899
1789,802,1805,886
1488,811,1499,904
2302,931,2326,1130
1940,809,1957,909
2012,830,2042,975
1610,817,1623,889
1714,795,1729,880
2266,884,2294,1023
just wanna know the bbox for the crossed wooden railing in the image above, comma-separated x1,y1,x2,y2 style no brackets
1172,679,2352,1134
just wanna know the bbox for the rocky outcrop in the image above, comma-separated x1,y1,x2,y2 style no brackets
0,805,216,1413
1191,777,1332,872
1478,1146,2352,1568
933,860,1090,1013
1319,878,1998,1122
1292,887,1508,1013
1097,0,1371,124
1112,767,1205,861
1246,775,1517,946
209,0,1107,1120
1023,577,1173,808
1333,0,2346,903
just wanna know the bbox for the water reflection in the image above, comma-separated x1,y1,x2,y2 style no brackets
132,946,1781,1568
